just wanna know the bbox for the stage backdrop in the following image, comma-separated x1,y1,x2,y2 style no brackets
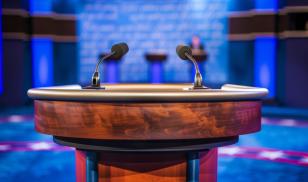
78,0,229,83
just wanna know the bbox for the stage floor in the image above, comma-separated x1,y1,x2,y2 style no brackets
0,107,307,182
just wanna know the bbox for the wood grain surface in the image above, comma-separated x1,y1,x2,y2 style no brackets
34,100,261,140
200,149,218,181
75,150,86,182
75,150,218,182
98,152,186,182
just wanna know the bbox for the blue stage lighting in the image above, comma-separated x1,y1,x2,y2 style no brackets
0,6,3,94
32,38,54,87
29,0,52,14
255,0,278,11
30,0,53,87
254,37,276,98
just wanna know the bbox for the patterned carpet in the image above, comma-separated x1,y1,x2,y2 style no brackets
0,109,307,182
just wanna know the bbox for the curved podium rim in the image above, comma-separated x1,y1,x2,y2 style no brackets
28,84,268,102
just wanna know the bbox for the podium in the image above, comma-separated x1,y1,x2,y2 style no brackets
28,84,267,182
192,50,208,62
145,52,168,83
191,50,208,79
99,53,123,83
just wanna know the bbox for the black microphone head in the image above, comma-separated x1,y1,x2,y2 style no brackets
176,44,192,60
111,42,129,59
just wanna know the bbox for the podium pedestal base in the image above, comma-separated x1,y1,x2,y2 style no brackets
76,149,217,182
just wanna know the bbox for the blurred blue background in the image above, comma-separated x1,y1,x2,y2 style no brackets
3,0,308,106
78,0,229,83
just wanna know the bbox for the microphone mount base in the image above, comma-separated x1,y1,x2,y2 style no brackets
185,85,209,90
82,85,106,90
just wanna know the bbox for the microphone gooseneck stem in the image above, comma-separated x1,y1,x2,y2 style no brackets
184,52,204,88
92,51,115,88
94,52,115,72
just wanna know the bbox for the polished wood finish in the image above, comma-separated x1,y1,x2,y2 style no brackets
75,150,217,182
98,152,186,182
200,149,217,181
34,100,261,140
76,150,87,182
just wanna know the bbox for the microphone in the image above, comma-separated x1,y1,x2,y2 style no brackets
90,42,129,89
176,44,206,89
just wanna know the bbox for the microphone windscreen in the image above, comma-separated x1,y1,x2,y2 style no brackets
176,45,192,60
111,42,129,59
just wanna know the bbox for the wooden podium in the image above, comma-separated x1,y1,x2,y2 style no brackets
145,52,168,83
28,84,267,182
192,50,208,62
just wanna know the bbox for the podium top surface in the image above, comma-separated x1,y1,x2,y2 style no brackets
28,84,268,102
